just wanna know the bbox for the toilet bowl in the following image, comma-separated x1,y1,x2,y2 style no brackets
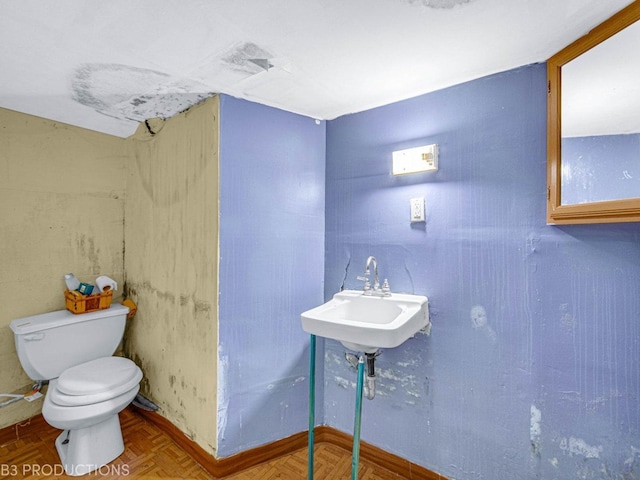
43,357,142,476
44,356,142,431
10,304,142,476
44,376,140,430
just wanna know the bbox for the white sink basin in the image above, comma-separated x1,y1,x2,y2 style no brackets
301,290,429,353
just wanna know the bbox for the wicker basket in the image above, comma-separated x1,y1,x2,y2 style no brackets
65,289,113,314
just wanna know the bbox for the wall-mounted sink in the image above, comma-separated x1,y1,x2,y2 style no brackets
301,290,429,353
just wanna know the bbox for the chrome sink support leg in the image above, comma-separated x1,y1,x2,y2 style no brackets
308,334,316,480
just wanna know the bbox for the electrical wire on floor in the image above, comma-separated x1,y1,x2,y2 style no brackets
0,382,43,408
0,394,24,408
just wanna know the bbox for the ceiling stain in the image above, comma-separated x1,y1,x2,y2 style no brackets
407,0,474,8
72,63,214,123
221,42,274,75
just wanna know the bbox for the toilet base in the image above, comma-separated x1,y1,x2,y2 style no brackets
55,414,124,476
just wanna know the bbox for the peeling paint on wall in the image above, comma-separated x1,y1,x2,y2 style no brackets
559,436,603,459
324,340,430,412
217,352,229,441
530,405,541,457
470,305,497,343
559,303,576,332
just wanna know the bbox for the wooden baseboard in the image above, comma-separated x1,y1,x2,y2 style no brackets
133,407,446,479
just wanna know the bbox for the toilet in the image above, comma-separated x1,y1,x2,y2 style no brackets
10,304,142,476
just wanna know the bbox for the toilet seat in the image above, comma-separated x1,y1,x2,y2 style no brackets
49,357,142,407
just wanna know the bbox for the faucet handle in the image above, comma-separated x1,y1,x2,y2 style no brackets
356,275,371,292
381,279,391,296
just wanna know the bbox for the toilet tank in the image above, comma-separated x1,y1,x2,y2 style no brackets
10,304,130,381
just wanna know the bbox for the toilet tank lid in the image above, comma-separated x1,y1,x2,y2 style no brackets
10,304,130,335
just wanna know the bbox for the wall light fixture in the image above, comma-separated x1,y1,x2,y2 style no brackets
392,144,438,175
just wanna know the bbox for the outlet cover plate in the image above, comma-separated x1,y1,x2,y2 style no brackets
410,197,425,223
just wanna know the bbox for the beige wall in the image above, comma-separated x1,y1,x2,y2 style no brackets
0,108,127,428
123,97,219,455
0,99,219,456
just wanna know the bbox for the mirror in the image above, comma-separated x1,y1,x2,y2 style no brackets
547,1,640,224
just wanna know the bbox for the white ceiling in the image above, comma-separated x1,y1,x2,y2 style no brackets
0,0,634,138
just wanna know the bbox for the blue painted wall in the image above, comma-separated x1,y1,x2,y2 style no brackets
217,95,325,456
562,133,640,204
324,64,640,479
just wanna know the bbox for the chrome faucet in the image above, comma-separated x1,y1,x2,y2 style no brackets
358,256,391,297
365,256,380,291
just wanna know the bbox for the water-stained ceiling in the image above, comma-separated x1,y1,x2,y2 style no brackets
0,0,634,137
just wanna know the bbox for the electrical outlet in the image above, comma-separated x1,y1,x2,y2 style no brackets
410,197,425,223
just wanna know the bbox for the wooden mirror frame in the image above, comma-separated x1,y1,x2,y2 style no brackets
547,1,640,224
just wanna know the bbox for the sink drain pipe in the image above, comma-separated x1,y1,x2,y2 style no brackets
346,352,378,400
365,353,376,400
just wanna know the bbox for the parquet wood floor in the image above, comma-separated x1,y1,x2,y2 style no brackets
224,443,402,480
1,408,403,479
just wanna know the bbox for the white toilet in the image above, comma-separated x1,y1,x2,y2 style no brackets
10,304,142,476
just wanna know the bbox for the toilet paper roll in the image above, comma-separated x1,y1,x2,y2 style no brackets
95,275,118,292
